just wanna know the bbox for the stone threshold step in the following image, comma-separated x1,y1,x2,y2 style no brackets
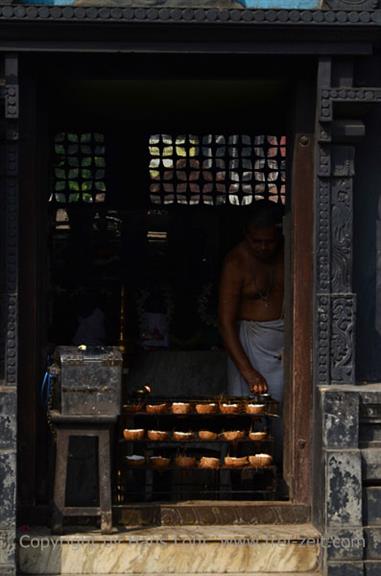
18,524,321,575
24,573,323,576
21,522,320,541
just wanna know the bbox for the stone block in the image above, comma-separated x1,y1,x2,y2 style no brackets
364,528,381,560
0,390,16,450
0,567,16,576
360,423,381,444
364,487,381,525
322,390,359,449
365,561,381,575
326,528,365,561
327,561,364,575
18,535,320,574
0,528,16,566
362,448,381,482
360,391,381,406
0,452,16,528
327,451,362,527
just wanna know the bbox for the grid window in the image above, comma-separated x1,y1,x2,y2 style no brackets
49,132,107,228
149,134,286,206
50,132,107,205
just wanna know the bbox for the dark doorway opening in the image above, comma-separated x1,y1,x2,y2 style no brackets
18,52,315,519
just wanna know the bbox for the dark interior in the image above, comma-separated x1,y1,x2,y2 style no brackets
20,53,315,507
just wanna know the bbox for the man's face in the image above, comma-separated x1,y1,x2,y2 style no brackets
245,225,279,260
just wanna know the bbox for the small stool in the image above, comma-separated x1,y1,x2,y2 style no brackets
50,410,117,534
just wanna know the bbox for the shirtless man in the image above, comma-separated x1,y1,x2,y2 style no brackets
218,203,284,399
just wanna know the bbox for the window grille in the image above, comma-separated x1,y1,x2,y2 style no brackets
149,134,286,206
49,131,107,227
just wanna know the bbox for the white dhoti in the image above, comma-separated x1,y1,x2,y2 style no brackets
227,319,284,400
227,319,284,463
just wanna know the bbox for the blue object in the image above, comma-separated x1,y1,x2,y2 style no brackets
39,354,54,408
21,0,74,4
39,372,50,407
240,0,320,6
21,0,320,6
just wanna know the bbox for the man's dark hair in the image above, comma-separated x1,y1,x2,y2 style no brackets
245,200,283,232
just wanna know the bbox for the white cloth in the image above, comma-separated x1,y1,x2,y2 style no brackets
227,319,284,400
227,319,284,464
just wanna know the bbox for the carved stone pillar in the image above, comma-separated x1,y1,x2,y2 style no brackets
314,58,373,576
330,146,356,384
316,88,357,386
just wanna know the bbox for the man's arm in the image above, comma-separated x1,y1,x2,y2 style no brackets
218,255,267,395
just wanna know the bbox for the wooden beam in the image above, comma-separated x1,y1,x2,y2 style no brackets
287,79,315,505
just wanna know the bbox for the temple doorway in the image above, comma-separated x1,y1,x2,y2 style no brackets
19,51,314,514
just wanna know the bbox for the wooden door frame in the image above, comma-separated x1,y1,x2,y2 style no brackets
17,51,316,519
283,77,315,505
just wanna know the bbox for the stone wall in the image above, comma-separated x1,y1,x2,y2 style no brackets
317,387,363,575
312,55,381,575
0,389,17,576
315,386,381,575
0,54,19,576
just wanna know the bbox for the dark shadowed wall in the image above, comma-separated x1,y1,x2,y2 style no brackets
354,102,381,382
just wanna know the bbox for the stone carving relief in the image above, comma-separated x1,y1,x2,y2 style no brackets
317,294,330,384
331,178,352,293
331,295,355,383
317,180,330,294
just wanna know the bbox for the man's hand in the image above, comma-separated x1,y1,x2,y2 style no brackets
242,369,268,395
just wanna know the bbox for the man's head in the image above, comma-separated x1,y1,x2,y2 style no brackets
244,201,283,261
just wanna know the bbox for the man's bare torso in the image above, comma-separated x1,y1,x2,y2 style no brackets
228,241,284,322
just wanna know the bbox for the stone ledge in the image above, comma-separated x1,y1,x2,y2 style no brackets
18,573,324,576
18,524,321,574
18,522,321,541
